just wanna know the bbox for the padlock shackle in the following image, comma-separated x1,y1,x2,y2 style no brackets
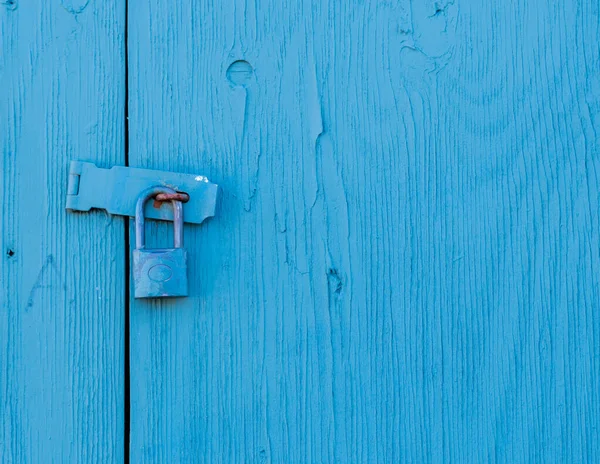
135,186,184,250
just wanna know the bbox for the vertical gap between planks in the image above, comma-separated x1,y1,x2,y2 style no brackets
123,0,131,460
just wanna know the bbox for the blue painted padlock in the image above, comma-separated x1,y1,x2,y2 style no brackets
133,186,188,298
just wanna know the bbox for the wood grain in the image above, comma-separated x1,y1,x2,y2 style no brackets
0,0,125,461
128,0,600,461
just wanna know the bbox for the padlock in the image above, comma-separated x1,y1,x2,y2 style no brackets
133,186,188,298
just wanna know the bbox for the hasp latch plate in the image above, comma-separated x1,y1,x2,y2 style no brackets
66,161,220,225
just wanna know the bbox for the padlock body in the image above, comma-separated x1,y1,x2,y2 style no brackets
133,247,188,298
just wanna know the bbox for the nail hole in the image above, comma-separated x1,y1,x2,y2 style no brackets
7,249,15,257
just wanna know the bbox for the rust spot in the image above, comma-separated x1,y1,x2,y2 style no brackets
155,192,190,202
152,192,190,209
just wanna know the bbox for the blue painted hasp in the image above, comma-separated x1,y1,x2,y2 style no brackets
66,160,220,224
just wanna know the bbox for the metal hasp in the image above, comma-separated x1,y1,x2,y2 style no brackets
66,160,220,225
133,186,188,298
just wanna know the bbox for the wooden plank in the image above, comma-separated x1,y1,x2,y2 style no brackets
128,0,600,461
0,0,125,461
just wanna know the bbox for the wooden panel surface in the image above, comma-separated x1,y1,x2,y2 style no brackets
128,0,600,462
0,0,125,461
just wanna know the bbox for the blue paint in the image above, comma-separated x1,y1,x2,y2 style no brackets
127,0,600,462
2,0,600,462
1,0,125,461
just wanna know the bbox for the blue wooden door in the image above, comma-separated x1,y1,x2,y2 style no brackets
3,0,600,462
1,0,126,461
127,0,600,462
